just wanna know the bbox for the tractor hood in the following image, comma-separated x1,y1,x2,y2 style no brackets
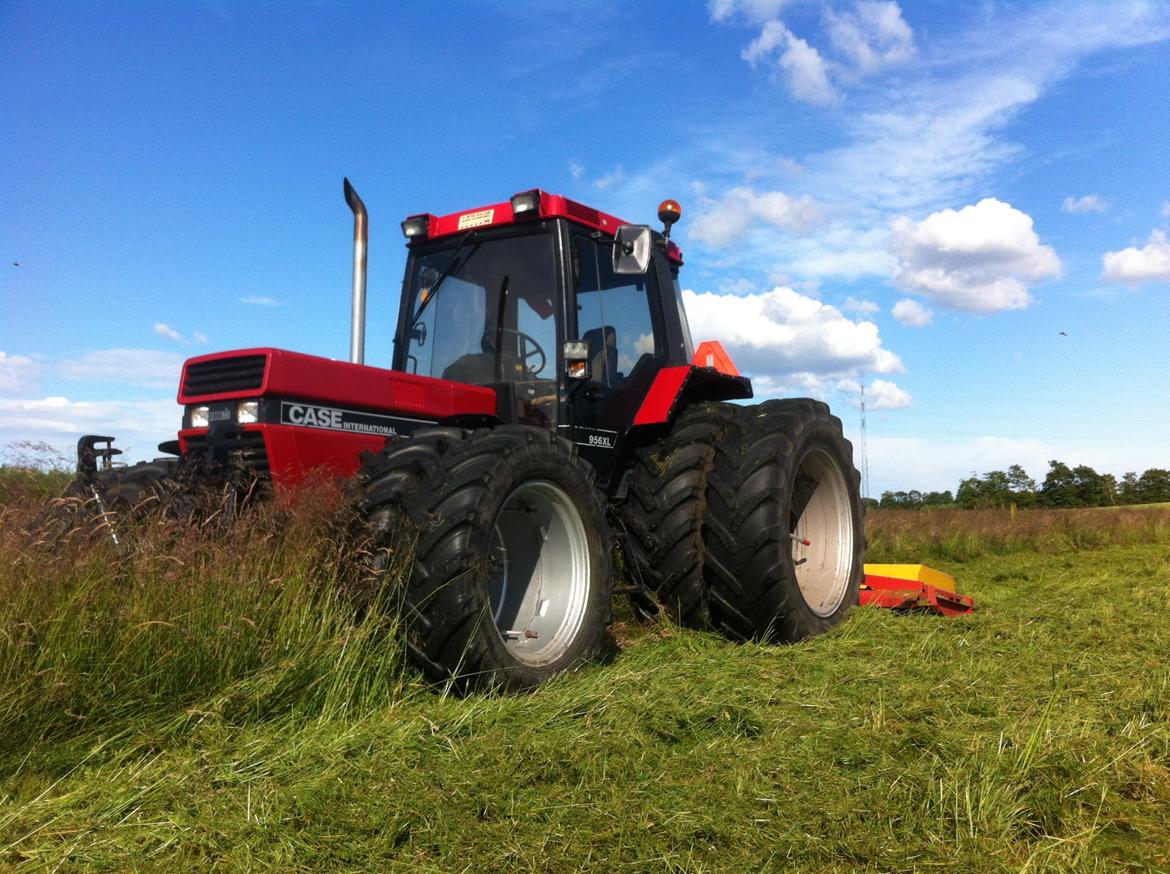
178,347,497,420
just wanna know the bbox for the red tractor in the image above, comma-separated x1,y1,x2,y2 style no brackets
73,182,865,691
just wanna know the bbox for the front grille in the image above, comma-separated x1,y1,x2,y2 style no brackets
183,354,267,396
565,199,601,225
185,430,270,476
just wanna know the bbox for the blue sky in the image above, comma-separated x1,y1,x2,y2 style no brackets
2,0,1168,495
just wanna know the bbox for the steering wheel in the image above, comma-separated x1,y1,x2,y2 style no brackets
499,328,547,376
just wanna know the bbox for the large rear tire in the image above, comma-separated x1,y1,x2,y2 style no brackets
360,426,614,693
620,402,744,628
705,399,864,642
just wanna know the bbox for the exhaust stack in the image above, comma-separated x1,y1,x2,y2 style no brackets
344,177,368,365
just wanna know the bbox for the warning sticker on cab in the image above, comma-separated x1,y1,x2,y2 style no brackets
457,208,495,230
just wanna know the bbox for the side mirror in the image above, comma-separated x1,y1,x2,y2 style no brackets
613,225,652,275
563,340,591,380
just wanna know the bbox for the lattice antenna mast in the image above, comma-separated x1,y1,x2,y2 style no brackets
860,382,870,499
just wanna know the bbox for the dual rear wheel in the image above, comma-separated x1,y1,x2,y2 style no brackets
623,399,864,643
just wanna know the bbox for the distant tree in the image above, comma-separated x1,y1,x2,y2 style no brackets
861,496,880,511
1072,464,1112,507
1119,472,1141,504
1137,468,1170,504
1006,464,1037,506
1100,473,1118,506
922,490,955,507
956,476,981,509
1040,460,1079,508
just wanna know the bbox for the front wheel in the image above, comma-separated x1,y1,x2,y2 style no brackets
360,426,614,692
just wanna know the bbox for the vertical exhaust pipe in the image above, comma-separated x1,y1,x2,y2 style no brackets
344,177,368,365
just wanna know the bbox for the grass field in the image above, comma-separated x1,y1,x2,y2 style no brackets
1,480,1168,871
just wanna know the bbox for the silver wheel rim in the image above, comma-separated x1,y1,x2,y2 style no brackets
789,448,854,617
486,479,591,667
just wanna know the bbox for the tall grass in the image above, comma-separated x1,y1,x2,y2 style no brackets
0,486,412,774
2,472,1168,870
866,505,1170,562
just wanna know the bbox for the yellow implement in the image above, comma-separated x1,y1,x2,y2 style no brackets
861,564,973,616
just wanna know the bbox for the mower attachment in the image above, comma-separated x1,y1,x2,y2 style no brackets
860,563,974,617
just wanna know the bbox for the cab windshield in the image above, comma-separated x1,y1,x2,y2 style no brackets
401,230,559,421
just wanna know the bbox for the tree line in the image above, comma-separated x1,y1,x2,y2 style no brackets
870,461,1170,510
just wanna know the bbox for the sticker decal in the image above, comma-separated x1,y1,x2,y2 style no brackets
561,425,618,450
457,208,495,230
279,401,430,438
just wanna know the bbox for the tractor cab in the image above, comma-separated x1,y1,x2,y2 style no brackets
393,190,747,483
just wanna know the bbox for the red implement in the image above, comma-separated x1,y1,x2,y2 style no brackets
860,564,974,617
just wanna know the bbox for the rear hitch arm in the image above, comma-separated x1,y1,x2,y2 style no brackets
76,435,122,482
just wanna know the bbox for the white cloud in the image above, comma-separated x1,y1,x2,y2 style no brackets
1101,229,1170,285
780,29,838,105
0,396,180,462
837,376,913,410
1162,201,1170,218
1061,194,1108,214
240,296,279,306
825,1,915,74
866,377,913,410
690,186,820,247
0,351,39,395
593,166,626,191
842,296,880,314
891,298,933,326
741,20,838,105
682,286,903,383
56,349,185,390
568,160,585,181
193,331,208,344
888,198,1061,311
709,0,790,25
153,322,183,342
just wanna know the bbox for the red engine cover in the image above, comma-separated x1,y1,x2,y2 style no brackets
177,348,496,486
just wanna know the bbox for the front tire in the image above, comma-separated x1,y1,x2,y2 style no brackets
361,426,614,693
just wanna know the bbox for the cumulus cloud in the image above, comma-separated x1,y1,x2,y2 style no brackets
825,1,915,74
0,351,39,395
682,286,903,383
240,296,279,306
866,377,913,409
842,296,880,314
690,186,820,247
888,198,1061,311
56,349,185,390
1101,229,1170,285
1061,194,1108,214
891,298,933,326
838,376,913,410
153,322,183,342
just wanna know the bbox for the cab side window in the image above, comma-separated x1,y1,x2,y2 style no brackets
574,236,658,388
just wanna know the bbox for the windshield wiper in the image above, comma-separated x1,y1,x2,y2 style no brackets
409,231,478,329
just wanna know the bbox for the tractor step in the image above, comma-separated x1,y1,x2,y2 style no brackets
861,563,974,617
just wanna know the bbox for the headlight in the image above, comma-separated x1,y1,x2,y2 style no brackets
190,405,211,428
237,401,260,424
